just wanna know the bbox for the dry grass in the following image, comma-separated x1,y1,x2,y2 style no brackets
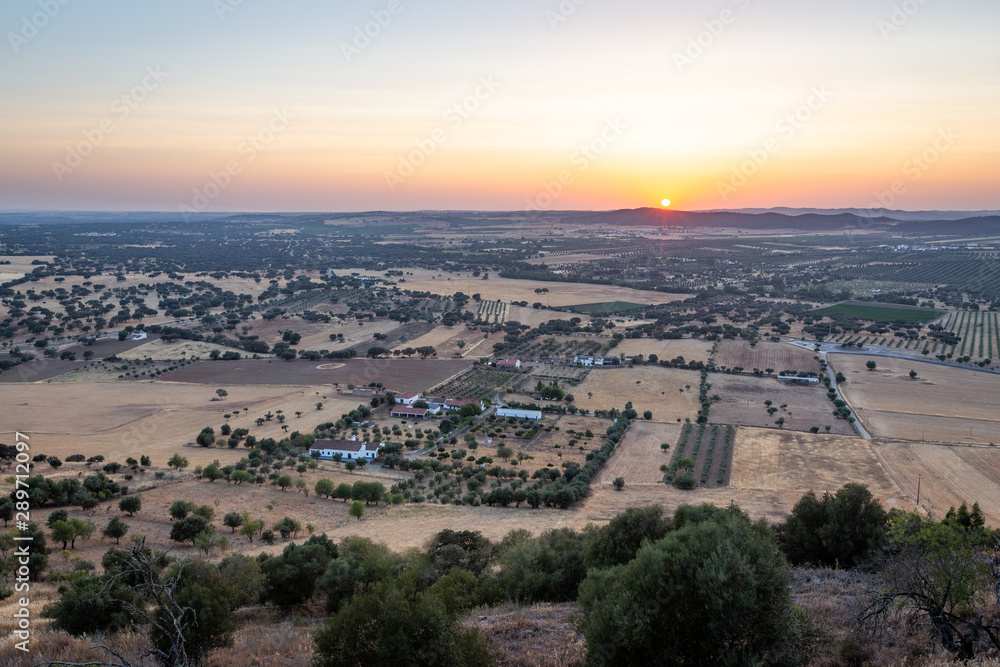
613,338,714,363
872,441,1000,525
573,366,702,422
709,373,856,436
393,325,498,358
466,603,586,667
118,338,275,361
595,420,679,485
832,354,1000,444
507,306,592,328
0,381,362,468
730,427,911,512
357,267,686,308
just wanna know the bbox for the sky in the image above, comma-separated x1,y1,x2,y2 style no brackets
0,0,998,213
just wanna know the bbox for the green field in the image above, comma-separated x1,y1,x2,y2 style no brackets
812,302,942,324
566,301,646,315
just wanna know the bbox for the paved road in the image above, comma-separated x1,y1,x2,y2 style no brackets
815,349,872,440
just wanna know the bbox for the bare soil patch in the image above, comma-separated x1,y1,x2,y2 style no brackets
713,340,820,374
573,366,702,422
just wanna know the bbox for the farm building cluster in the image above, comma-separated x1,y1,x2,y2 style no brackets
390,393,486,419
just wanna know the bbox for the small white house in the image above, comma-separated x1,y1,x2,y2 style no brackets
309,438,382,461
129,331,148,341
495,359,521,369
496,407,542,420
395,392,420,405
574,355,620,367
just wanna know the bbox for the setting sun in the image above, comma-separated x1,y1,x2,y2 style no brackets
661,199,671,207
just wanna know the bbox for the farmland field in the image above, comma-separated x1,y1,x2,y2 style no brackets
872,442,1000,526
153,358,473,392
712,341,820,374
663,423,736,488
531,365,586,381
832,354,1000,444
506,305,591,328
118,338,275,361
613,338,713,363
730,427,908,510
812,301,942,323
709,373,855,435
596,420,680,485
0,381,367,468
374,267,689,307
430,367,524,398
932,309,1000,358
573,366,702,422
567,301,645,315
476,299,509,324
392,325,499,358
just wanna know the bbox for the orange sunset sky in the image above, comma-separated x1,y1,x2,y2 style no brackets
1,0,998,212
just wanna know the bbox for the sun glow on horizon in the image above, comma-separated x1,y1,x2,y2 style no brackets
661,199,671,207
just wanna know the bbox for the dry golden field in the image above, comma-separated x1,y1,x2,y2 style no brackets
832,354,1000,444
595,420,679,485
730,427,909,512
709,374,855,435
613,338,714,363
118,338,275,360
357,267,687,308
0,254,55,280
506,305,592,328
713,340,820,374
392,325,499,358
573,366,702,422
0,381,365,468
872,441,1000,525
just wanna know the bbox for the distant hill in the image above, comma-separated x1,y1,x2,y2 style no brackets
698,207,1000,222
563,208,894,231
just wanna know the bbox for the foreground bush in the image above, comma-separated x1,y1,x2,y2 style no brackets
578,504,807,666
